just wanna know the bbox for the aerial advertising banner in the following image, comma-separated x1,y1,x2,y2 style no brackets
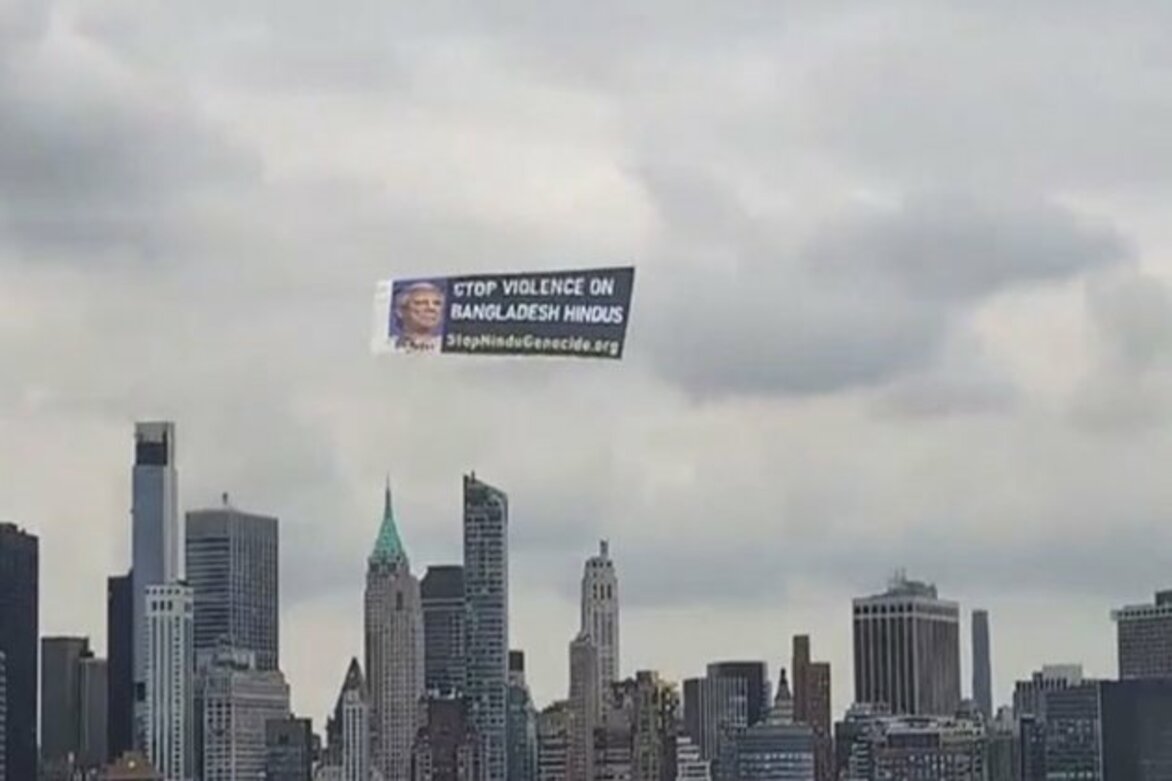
372,266,635,359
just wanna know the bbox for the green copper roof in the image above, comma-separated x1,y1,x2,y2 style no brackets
370,479,407,566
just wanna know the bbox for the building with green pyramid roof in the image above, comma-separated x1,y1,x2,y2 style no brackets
365,479,424,781
370,478,408,567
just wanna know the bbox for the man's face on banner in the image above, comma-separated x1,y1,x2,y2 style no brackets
400,284,444,335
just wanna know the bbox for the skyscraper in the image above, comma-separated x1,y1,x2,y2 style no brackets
365,483,425,781
339,660,371,781
732,718,815,781
145,583,194,781
791,637,832,781
848,713,985,780
580,540,620,692
676,736,711,781
41,635,91,769
264,716,314,781
853,573,961,716
411,697,482,781
537,702,570,781
567,633,599,781
682,675,748,766
630,671,678,781
463,473,509,781
422,566,466,696
108,573,135,761
195,648,290,781
706,662,771,728
0,651,6,781
133,422,181,749
78,654,109,772
508,651,538,781
972,610,992,720
1112,589,1172,679
0,522,38,781
185,498,279,671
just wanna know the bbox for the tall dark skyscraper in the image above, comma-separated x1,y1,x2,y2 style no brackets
507,651,538,781
972,610,992,720
463,474,509,781
853,573,960,716
683,670,751,768
707,662,771,728
792,636,832,781
41,636,91,767
78,654,109,771
1112,589,1172,680
106,573,135,761
185,498,279,670
422,565,466,696
0,522,38,781
0,650,6,781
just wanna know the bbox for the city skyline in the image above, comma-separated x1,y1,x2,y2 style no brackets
11,453,1161,729
10,440,1172,779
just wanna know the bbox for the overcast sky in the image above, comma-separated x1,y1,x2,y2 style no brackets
4,1,1172,723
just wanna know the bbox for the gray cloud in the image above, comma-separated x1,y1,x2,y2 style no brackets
8,0,1172,719
642,187,1125,398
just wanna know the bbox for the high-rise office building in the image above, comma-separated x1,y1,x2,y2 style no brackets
682,674,748,766
849,714,985,781
676,735,711,781
537,701,570,781
567,633,599,781
145,582,194,781
1041,678,1172,779
185,498,279,671
985,712,1019,781
972,610,993,720
463,473,509,781
1112,589,1172,680
196,648,290,781
630,671,678,781
264,716,314,781
422,565,466,696
580,540,620,692
0,650,6,781
1012,664,1083,718
853,573,961,716
79,654,109,771
707,662,771,728
366,483,425,781
340,661,371,781
591,672,678,781
133,422,181,750
0,522,38,781
108,573,135,762
41,636,91,768
411,697,481,781
732,719,815,781
322,660,366,776
596,677,635,781
508,651,538,781
791,637,832,781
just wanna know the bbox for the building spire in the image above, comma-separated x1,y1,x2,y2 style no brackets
370,478,407,567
